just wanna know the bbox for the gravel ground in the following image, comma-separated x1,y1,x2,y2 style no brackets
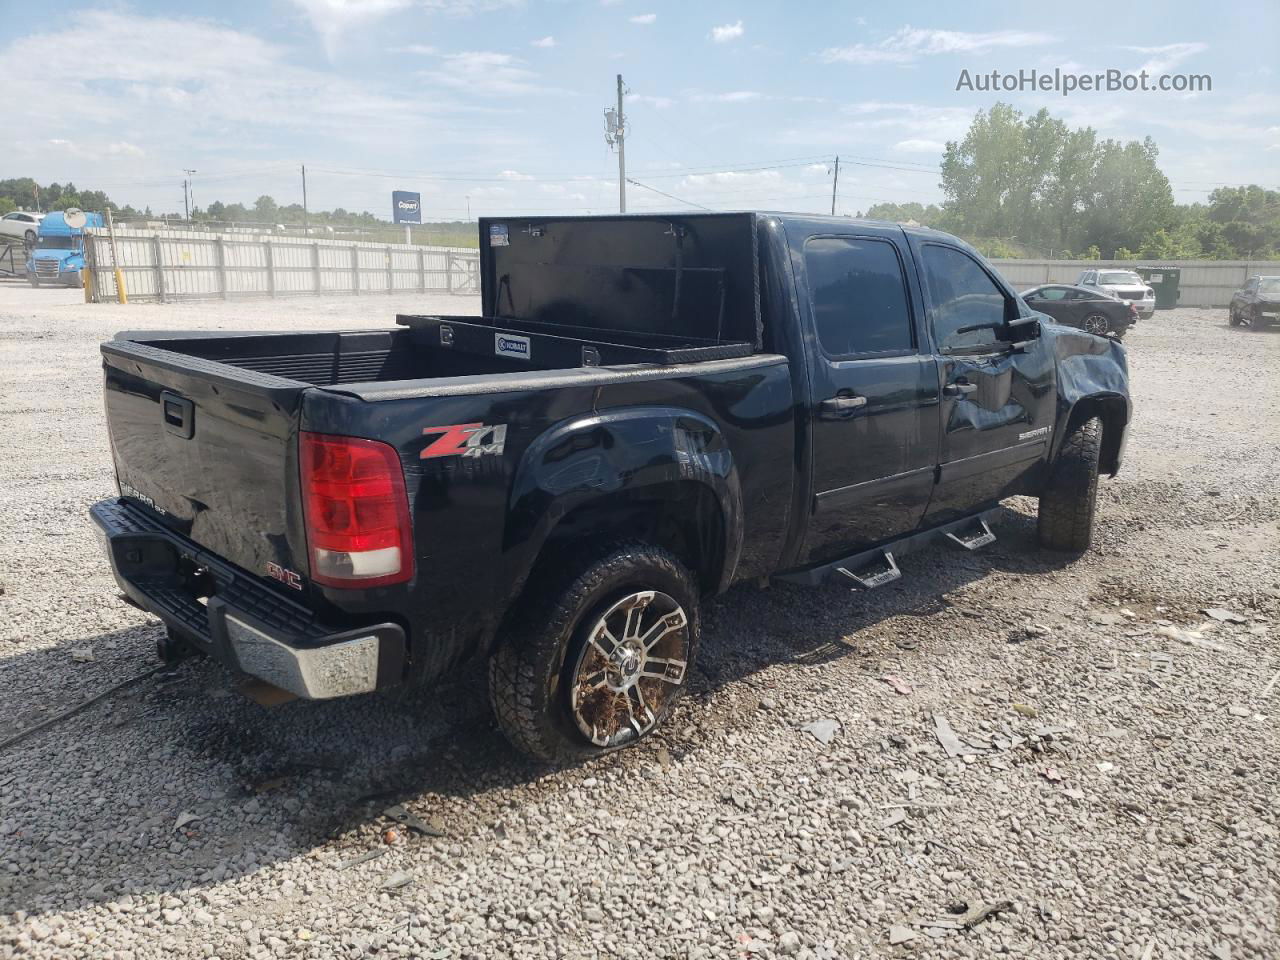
1,282,1277,960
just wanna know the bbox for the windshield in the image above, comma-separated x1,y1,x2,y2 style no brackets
1099,271,1142,285
1258,279,1280,298
36,236,76,250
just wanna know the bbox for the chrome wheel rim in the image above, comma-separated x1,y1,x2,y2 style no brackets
569,590,689,748
1084,314,1109,335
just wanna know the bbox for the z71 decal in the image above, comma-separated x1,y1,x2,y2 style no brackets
420,422,508,459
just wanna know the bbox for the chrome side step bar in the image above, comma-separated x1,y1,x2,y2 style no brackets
945,517,996,551
836,551,901,590
775,508,1000,589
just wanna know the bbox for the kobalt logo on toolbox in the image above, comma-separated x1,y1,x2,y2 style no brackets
495,332,531,360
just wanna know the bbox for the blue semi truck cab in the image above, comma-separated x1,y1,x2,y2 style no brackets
27,210,104,287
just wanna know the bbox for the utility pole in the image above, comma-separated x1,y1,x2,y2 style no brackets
301,164,309,236
604,74,626,213
830,156,839,216
183,168,197,222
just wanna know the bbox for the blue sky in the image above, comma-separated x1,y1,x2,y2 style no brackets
2,0,1275,221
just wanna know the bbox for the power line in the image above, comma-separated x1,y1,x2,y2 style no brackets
625,179,713,210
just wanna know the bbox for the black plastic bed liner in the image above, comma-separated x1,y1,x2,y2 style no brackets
396,313,755,367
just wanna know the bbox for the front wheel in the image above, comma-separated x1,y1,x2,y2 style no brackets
489,544,700,763
1229,308,1243,327
1038,416,1102,553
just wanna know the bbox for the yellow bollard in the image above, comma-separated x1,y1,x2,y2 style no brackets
82,266,92,302
115,268,128,304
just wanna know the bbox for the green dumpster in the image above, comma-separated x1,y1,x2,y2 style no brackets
1137,266,1181,310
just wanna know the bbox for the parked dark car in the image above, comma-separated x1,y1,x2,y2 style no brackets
90,213,1132,762
1228,275,1280,329
1021,284,1138,338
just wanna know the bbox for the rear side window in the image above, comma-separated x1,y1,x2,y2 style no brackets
921,245,1008,351
804,237,913,357
1036,287,1068,301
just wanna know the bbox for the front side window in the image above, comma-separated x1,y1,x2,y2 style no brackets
804,236,913,357
921,245,1008,351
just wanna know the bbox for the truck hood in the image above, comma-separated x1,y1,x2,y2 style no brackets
31,250,76,265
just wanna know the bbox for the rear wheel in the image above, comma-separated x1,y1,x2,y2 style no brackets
1038,416,1102,553
489,543,700,763
1082,312,1110,336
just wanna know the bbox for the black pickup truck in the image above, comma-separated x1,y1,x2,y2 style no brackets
91,213,1131,761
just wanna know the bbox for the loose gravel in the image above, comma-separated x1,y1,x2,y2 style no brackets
1,283,1277,959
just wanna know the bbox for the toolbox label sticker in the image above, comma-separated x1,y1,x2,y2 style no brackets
489,223,509,246
420,422,508,459
495,332,531,360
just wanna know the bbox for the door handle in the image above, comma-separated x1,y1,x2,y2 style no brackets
820,394,868,415
943,380,977,397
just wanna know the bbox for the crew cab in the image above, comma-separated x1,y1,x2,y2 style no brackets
90,213,1131,762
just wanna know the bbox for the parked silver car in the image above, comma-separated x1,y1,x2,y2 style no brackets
1077,269,1155,318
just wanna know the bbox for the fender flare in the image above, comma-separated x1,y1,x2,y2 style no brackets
502,405,744,600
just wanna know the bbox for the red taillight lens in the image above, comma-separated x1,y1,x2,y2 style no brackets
300,431,413,588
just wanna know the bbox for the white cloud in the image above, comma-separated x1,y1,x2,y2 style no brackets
400,43,438,54
710,21,744,44
289,0,412,56
422,51,548,95
893,139,944,153
1120,41,1207,75
106,141,146,157
629,13,657,25
498,169,533,180
531,35,556,48
629,94,675,109
821,26,1056,64
691,90,762,103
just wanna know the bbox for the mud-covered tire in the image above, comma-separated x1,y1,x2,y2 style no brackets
1037,416,1102,553
488,543,700,764
1229,308,1243,327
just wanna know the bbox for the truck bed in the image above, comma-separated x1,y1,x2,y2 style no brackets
113,316,754,390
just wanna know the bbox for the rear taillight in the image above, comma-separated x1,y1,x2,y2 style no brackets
300,431,413,588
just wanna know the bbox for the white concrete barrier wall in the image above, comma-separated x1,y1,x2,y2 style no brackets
84,229,480,303
990,259,1280,307
84,233,1277,308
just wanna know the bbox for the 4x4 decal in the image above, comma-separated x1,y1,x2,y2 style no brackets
420,422,508,459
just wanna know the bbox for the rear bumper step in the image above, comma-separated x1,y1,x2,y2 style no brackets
90,498,406,699
777,508,1000,588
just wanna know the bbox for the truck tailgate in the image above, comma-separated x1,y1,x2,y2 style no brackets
101,338,309,591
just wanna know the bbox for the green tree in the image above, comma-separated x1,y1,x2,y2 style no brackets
253,195,279,222
860,201,944,224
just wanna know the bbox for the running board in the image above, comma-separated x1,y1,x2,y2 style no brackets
945,517,996,551
836,551,901,590
775,508,1000,588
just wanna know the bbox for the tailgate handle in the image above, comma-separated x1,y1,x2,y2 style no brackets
160,391,194,439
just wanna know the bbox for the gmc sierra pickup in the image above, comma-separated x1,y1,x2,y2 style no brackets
91,213,1131,762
